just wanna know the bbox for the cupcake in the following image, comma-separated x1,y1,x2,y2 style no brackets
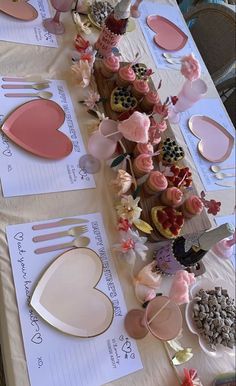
160,187,183,208
133,142,154,157
131,79,150,100
101,54,120,78
181,195,204,218
116,64,136,87
143,170,168,196
158,137,185,165
132,154,154,178
140,90,160,113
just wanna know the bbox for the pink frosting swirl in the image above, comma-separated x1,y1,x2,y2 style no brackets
185,195,203,214
163,187,183,206
133,79,149,94
145,90,160,104
147,171,168,192
133,154,154,173
103,54,120,71
119,65,136,82
135,143,153,155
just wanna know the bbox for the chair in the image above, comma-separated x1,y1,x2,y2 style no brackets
216,74,236,126
184,3,236,84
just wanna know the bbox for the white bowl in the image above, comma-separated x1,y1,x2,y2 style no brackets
185,277,235,358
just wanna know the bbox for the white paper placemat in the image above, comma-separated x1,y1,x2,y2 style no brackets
6,213,143,386
178,98,235,191
0,78,95,196
138,2,206,71
215,214,235,268
0,0,58,47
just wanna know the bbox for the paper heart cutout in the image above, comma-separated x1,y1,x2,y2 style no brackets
1,100,73,159
30,248,114,337
146,15,188,51
118,111,150,143
111,87,137,113
0,0,38,21
188,115,234,162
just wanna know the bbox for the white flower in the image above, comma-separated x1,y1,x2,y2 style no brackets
84,91,100,110
111,170,133,196
115,195,142,223
71,60,92,88
113,229,148,263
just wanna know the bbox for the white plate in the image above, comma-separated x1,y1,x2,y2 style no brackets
31,248,114,337
185,278,235,357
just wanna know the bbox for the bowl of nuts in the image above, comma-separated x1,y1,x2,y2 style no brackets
185,278,235,357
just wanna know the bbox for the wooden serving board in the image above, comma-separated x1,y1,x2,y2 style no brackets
94,60,211,241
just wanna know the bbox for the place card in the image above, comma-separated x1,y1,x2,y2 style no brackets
0,78,95,196
6,213,143,386
0,0,58,47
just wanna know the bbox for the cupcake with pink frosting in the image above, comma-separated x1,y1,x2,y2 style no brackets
131,79,150,100
181,195,204,218
140,90,160,113
143,171,168,196
132,154,154,178
101,54,120,78
160,187,183,208
116,64,136,87
133,142,154,157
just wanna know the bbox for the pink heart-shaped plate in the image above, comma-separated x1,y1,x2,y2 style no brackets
1,100,73,159
0,0,38,21
188,115,234,163
146,15,188,51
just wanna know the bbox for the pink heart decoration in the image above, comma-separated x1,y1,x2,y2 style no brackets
118,111,150,143
188,115,234,163
0,0,38,21
2,100,73,159
146,15,188,51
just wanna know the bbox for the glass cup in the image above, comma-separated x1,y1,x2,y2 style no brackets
124,296,182,340
168,79,208,123
79,119,121,174
43,0,74,35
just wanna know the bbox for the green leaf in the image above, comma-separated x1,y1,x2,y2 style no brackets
110,153,128,168
132,185,141,199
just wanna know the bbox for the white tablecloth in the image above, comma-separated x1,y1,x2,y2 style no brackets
0,1,235,386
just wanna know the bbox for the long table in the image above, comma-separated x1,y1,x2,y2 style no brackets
0,1,235,386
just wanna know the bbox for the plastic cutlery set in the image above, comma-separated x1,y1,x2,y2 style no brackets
1,77,53,99
32,219,90,255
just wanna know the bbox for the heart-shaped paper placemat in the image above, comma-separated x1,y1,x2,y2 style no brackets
188,115,234,163
30,248,114,337
1,100,73,159
146,15,188,51
0,0,38,21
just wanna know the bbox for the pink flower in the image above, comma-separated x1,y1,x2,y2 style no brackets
181,54,201,81
117,218,132,232
181,368,202,386
200,191,221,215
74,34,90,52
